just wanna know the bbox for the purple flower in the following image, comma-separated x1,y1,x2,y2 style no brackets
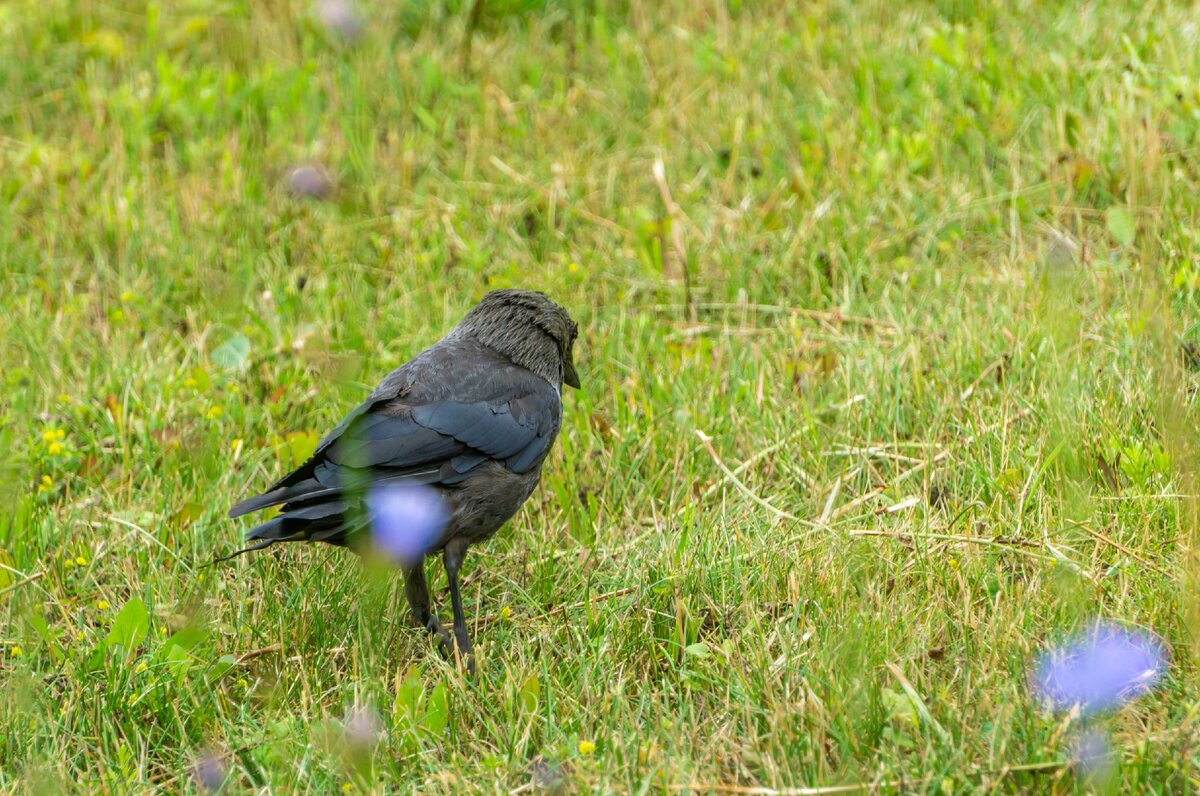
367,483,449,567
314,0,365,43
191,750,227,792
1032,622,1166,714
286,165,333,200
343,705,382,748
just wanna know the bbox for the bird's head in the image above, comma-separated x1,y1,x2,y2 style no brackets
453,289,581,389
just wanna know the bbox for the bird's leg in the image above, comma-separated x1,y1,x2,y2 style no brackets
442,537,474,672
404,563,452,658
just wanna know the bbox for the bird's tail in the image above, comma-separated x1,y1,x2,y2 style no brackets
211,499,365,566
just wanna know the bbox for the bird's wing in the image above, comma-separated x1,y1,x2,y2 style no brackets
228,362,560,519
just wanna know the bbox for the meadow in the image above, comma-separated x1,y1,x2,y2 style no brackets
2,0,1200,792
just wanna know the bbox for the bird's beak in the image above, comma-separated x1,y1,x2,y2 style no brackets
563,359,581,389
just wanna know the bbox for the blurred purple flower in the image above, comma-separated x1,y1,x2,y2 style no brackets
286,165,333,200
191,750,227,793
367,483,448,567
1033,622,1165,714
314,0,365,43
343,705,382,748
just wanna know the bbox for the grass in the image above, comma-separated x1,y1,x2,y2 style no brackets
2,0,1200,792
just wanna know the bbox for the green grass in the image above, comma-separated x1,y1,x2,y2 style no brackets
3,0,1200,792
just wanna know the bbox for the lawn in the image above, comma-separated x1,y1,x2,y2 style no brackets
2,0,1199,792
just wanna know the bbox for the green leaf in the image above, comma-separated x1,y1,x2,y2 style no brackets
211,334,252,371
206,653,237,682
160,626,208,655
517,673,540,715
394,667,423,720
105,598,149,657
421,682,449,737
26,612,64,663
163,643,193,683
1105,207,1136,247
684,641,711,658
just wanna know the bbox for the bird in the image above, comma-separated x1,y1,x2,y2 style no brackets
223,289,580,670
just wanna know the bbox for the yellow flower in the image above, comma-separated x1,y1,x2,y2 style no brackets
183,377,198,389
42,429,57,442
341,785,353,795
568,261,580,273
231,438,243,454
37,475,53,493
97,600,110,610
54,429,66,441
500,605,513,621
47,442,63,456
76,631,85,641
205,406,223,420
577,740,596,755
120,290,135,302
11,646,24,658
237,678,248,689
75,555,88,566
127,692,138,706
135,661,148,673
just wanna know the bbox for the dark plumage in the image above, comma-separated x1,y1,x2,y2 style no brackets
225,289,580,669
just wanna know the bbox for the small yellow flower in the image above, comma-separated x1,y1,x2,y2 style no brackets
11,646,24,658
76,631,85,641
237,678,248,689
183,377,198,389
127,692,138,706
42,429,57,442
159,626,169,636
64,558,75,569
135,661,148,673
120,290,135,302
499,605,513,621
577,740,596,755
58,394,71,403
568,261,579,273
54,429,66,441
231,438,243,454
47,442,64,456
97,600,110,610
75,555,88,566
205,406,223,420
37,475,53,493
229,384,240,395
341,785,353,795
197,573,205,583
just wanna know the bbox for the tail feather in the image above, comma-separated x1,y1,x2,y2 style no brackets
214,500,351,564
228,478,338,518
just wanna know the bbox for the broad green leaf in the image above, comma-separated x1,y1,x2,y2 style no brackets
211,334,252,371
1105,207,1136,247
394,667,423,719
105,598,149,656
421,682,449,736
517,673,540,715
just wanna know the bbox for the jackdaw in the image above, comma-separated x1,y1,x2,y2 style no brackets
225,289,580,669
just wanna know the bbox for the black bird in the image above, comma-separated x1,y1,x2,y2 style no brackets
226,289,580,668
